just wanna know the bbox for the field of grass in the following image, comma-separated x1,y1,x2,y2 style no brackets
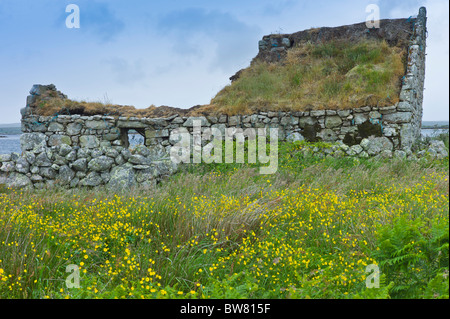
210,39,405,115
0,139,448,299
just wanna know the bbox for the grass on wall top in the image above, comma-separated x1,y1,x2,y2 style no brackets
31,38,406,118
208,39,406,115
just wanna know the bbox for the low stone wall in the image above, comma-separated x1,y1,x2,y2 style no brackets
286,138,448,160
0,130,447,190
0,136,176,190
19,103,419,154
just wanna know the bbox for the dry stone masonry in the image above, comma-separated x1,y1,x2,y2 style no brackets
1,7,447,190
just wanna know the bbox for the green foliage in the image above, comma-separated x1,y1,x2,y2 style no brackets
423,271,449,299
373,216,449,298
201,273,261,299
354,275,394,299
0,184,12,194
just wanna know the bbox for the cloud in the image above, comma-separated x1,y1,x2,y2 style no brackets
377,0,449,120
104,58,146,86
421,0,449,120
59,0,125,42
260,0,299,17
158,8,238,33
376,0,423,18
156,8,261,71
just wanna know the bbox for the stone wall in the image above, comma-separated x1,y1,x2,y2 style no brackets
251,7,427,151
0,7,431,190
19,102,421,156
397,7,427,148
0,134,176,190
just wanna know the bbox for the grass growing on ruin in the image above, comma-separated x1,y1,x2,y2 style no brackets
32,96,186,119
210,39,405,115
0,141,448,299
31,39,405,118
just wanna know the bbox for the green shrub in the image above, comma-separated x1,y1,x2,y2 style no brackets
373,216,449,298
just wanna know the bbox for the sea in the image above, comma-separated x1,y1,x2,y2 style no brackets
0,125,145,154
0,121,448,155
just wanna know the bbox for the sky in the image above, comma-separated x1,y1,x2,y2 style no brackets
0,0,448,124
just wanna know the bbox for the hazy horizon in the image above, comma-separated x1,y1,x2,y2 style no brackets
1,120,448,128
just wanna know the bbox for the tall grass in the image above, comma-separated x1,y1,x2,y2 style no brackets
0,142,448,299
